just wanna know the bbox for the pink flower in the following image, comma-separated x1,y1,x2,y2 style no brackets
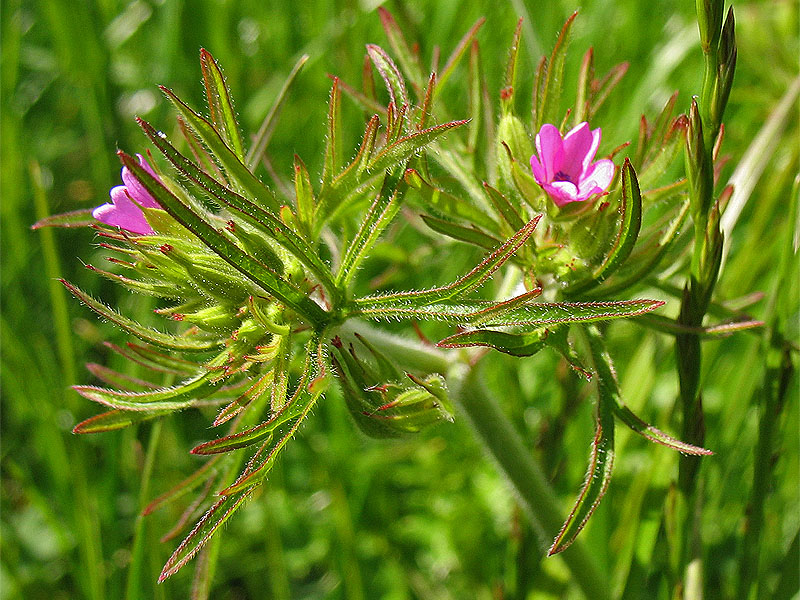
93,154,161,235
530,123,615,207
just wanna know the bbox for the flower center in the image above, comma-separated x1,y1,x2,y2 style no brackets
554,170,574,184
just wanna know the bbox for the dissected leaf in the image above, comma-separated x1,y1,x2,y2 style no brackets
367,119,469,174
138,120,337,298
355,216,539,310
160,86,280,212
62,280,222,352
337,168,406,287
159,488,253,582
200,49,245,163
32,209,95,229
366,44,409,108
119,152,330,326
72,409,168,434
73,369,223,411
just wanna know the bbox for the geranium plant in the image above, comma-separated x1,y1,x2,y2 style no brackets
34,3,758,597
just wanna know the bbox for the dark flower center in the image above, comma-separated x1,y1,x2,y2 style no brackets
554,170,574,183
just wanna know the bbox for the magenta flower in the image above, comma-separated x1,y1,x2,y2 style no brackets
92,154,161,235
530,122,615,207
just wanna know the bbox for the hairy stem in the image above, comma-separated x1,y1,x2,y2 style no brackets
336,320,610,599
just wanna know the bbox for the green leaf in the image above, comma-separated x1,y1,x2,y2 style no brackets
592,198,690,298
500,18,523,113
536,11,577,130
138,120,338,299
366,44,409,108
119,152,330,326
322,77,342,189
293,154,315,232
438,328,547,357
112,342,202,376
483,182,525,233
85,363,159,391
585,323,712,453
421,214,500,250
73,369,223,411
72,409,168,434
159,488,253,582
478,299,663,327
219,342,323,494
62,280,222,352
246,54,308,169
405,169,496,231
548,345,615,555
214,370,274,426
336,168,406,287
566,159,643,296
377,7,424,92
160,86,280,212
360,298,663,325
367,119,469,175
355,216,539,310
199,49,245,163
84,263,186,299
573,48,593,125
31,208,95,229
142,456,223,516
322,114,380,208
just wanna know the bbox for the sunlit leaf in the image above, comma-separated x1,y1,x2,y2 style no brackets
31,208,95,229
199,49,245,163
62,280,222,352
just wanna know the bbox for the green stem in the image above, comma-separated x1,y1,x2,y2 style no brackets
336,321,610,600
448,362,611,600
126,421,163,600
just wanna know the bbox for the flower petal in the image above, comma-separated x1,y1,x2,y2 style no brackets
579,159,615,195
535,124,564,181
530,154,546,184
93,186,154,235
561,123,594,180
583,127,603,171
120,154,161,209
543,181,580,207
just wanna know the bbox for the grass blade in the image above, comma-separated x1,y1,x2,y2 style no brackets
246,54,309,169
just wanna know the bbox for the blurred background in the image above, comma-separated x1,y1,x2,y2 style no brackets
2,0,797,598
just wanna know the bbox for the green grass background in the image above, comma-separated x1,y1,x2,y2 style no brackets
2,0,798,598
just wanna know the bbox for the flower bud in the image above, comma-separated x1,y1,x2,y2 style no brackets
331,335,453,438
161,244,253,302
497,113,533,198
